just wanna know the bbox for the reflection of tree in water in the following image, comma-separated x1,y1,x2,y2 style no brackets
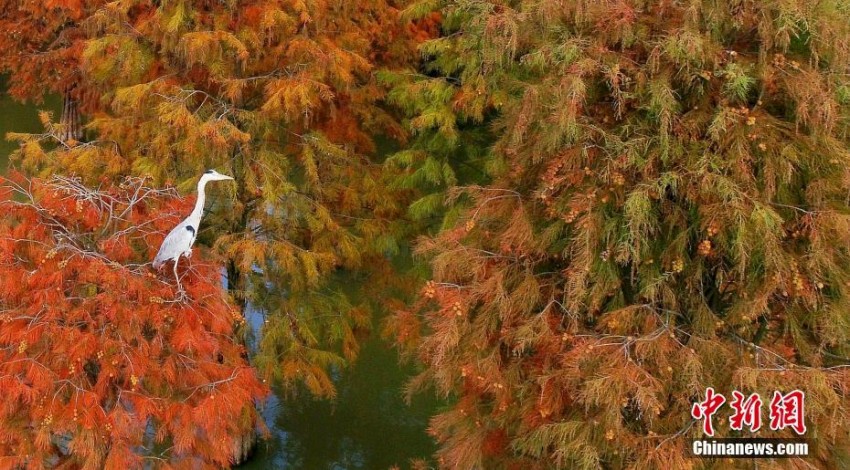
240,300,438,469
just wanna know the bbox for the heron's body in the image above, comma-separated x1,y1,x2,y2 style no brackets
152,170,234,277
151,217,199,269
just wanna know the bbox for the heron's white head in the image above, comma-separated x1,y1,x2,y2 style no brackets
201,169,235,183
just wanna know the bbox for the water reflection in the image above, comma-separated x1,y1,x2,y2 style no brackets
241,305,438,469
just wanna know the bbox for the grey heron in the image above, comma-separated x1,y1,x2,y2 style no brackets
153,169,234,290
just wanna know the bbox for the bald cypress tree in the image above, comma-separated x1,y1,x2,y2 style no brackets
385,1,850,468
4,0,430,401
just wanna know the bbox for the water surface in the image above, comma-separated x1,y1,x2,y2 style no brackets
0,90,60,168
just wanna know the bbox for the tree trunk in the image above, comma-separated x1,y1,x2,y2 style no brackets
231,429,258,466
59,86,82,143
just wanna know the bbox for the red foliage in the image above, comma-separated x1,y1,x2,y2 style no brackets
0,0,92,102
0,174,267,468
481,428,507,457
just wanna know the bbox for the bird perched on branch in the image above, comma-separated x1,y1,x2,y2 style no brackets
153,169,234,291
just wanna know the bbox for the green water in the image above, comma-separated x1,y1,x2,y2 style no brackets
0,89,438,469
0,92,61,168
242,304,438,469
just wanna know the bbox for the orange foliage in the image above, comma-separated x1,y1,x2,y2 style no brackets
0,0,93,103
0,174,267,468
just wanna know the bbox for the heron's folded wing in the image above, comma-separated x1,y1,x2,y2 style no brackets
153,224,192,266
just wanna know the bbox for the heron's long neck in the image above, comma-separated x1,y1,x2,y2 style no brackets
188,179,208,226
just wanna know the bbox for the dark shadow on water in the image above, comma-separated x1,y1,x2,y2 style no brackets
239,330,438,470
236,248,440,469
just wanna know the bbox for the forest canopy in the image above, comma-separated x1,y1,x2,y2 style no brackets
2,0,850,468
